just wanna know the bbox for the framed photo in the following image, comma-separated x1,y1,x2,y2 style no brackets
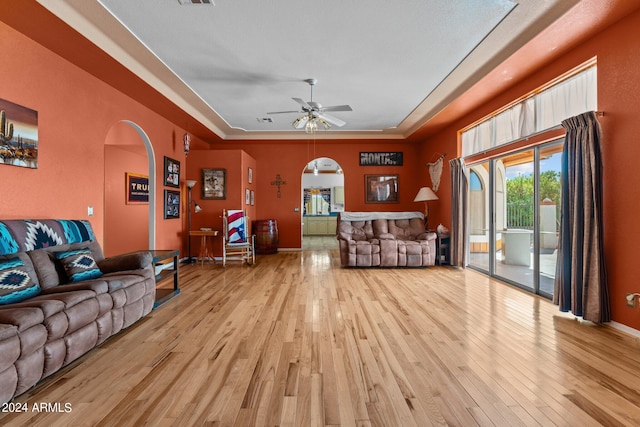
164,189,180,219
248,167,253,184
365,174,399,203
164,156,180,187
250,190,255,206
245,188,250,204
202,168,226,199
126,172,149,204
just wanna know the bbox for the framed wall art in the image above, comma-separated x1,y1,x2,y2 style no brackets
248,167,253,184
365,174,399,203
164,156,180,187
126,172,149,204
0,98,38,169
245,188,250,204
250,190,255,206
202,168,226,199
164,189,180,219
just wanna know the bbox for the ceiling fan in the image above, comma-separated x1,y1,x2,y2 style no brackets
267,78,352,132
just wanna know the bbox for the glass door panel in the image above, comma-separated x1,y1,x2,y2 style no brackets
537,142,563,297
467,161,490,272
494,150,535,290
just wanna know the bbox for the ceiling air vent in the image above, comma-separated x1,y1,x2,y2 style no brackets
178,0,214,5
257,118,273,123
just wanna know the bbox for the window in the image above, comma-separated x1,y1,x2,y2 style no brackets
461,64,596,157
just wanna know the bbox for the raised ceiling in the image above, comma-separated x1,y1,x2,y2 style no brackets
35,0,583,140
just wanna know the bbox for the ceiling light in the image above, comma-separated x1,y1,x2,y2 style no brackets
313,161,319,176
306,119,318,134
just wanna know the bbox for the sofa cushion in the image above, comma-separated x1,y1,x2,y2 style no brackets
0,257,41,305
53,249,103,283
388,218,426,240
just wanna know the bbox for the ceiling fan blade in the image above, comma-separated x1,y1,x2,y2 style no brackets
322,104,352,112
317,113,346,127
292,97,311,110
267,110,300,115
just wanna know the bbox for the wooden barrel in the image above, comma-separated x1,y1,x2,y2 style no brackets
253,219,279,254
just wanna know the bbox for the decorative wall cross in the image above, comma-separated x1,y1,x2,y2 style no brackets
270,174,287,198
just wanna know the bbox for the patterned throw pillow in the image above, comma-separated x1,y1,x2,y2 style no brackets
54,249,102,282
0,257,41,305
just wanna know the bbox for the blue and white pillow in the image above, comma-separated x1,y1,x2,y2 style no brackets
54,249,103,282
0,257,41,305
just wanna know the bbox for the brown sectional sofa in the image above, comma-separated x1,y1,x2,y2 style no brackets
0,220,156,403
337,212,437,267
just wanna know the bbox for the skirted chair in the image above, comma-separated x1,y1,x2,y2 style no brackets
222,209,255,266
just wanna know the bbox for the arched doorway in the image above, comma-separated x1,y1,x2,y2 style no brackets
301,157,344,250
104,121,156,256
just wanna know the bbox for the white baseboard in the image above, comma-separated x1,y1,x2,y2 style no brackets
609,321,640,338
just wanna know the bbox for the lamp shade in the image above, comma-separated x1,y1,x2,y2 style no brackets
413,187,438,202
186,180,197,189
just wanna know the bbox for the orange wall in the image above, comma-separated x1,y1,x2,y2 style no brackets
205,140,423,248
417,8,640,329
185,149,256,257
3,5,640,331
0,21,192,256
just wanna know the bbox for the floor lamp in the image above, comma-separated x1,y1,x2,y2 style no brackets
186,180,202,263
413,187,438,230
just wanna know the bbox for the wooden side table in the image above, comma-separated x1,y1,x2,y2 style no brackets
189,230,219,265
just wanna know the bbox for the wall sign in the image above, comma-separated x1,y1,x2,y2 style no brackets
126,172,149,204
359,152,403,166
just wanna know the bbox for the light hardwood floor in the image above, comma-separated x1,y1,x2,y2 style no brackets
3,249,640,426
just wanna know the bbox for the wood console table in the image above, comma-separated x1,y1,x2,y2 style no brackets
189,230,219,265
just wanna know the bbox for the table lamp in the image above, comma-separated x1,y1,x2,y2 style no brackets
413,186,438,229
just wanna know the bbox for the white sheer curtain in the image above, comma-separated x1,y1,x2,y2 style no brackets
462,66,596,157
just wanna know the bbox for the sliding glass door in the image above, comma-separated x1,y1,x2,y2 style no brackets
495,149,535,290
467,161,490,272
466,140,562,298
537,143,563,297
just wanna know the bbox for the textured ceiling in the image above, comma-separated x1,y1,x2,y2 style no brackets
37,0,582,140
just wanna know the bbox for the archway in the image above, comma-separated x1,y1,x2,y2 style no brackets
300,157,344,249
104,121,156,256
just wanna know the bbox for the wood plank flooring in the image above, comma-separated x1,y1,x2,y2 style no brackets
3,249,640,426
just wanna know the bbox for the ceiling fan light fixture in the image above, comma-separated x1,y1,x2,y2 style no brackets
305,119,318,134
313,161,319,176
